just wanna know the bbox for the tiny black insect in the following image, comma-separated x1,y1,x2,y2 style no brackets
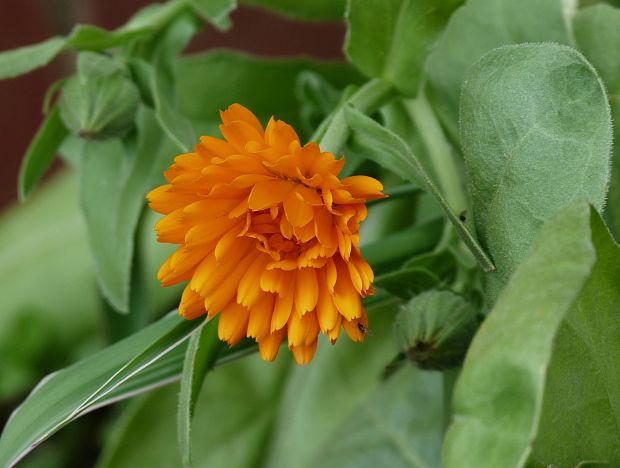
458,210,467,222
358,323,368,334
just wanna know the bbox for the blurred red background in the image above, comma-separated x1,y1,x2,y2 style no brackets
0,0,345,208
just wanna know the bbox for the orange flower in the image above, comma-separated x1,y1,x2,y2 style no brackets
148,104,385,364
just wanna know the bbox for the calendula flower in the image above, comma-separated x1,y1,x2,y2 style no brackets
148,104,385,364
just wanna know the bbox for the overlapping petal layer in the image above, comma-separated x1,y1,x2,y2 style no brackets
148,104,384,364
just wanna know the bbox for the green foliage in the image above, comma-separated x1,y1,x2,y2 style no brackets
241,0,346,20
444,202,620,467
345,106,494,272
574,4,620,239
176,50,362,138
2,0,620,466
345,0,463,96
189,0,237,30
0,312,202,467
98,353,291,468
425,0,571,139
18,107,69,201
460,43,612,303
530,211,620,465
59,70,140,140
264,298,445,468
0,37,66,80
0,172,99,401
393,290,478,370
178,321,223,466
79,109,170,313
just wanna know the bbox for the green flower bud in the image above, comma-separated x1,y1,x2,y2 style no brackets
59,53,140,140
393,290,478,370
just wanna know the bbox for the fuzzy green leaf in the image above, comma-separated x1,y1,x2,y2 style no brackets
345,0,463,96
425,0,571,139
18,107,69,201
460,43,612,303
574,4,620,240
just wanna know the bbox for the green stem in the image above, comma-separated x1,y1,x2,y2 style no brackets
315,79,395,153
406,89,480,258
406,90,466,213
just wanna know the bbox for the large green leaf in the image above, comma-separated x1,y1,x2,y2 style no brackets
574,4,620,240
344,106,494,272
240,0,345,20
529,212,620,465
0,311,203,467
79,108,170,312
18,107,69,201
443,202,599,467
460,43,612,303
0,172,99,401
0,36,66,80
176,50,362,139
97,353,291,468
345,0,463,96
425,0,571,139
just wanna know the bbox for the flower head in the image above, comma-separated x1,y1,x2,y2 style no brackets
148,104,385,364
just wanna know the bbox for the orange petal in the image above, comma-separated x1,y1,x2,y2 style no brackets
148,185,198,214
290,339,318,365
198,136,235,159
220,103,264,135
218,302,250,346
271,292,294,331
284,189,314,227
220,120,264,153
238,254,270,307
179,285,205,319
248,180,294,211
343,309,368,342
316,270,338,332
327,315,342,344
341,175,385,200
287,309,319,347
295,268,318,314
265,117,300,155
332,257,362,320
247,292,275,340
258,328,286,361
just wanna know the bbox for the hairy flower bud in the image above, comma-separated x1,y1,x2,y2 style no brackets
59,53,139,140
393,290,478,370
